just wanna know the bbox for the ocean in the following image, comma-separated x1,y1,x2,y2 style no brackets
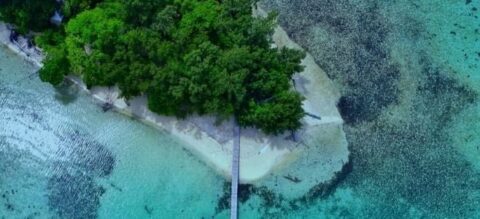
1,0,480,218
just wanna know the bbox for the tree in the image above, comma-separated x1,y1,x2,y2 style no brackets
0,0,57,33
39,44,70,85
123,0,172,26
32,0,307,134
64,3,126,87
62,0,104,19
114,28,166,98
151,5,178,36
238,91,305,135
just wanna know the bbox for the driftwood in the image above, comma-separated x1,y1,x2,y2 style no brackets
102,102,113,112
283,174,302,183
305,112,321,120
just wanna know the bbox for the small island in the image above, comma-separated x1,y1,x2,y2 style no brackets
2,0,480,218
0,0,348,200
2,0,307,135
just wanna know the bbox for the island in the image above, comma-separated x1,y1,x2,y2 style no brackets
2,0,480,218
1,0,348,197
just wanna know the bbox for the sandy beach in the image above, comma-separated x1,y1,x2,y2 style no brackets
0,15,349,188
0,23,43,67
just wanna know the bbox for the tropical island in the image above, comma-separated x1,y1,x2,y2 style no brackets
2,0,307,135
0,0,348,198
2,0,480,218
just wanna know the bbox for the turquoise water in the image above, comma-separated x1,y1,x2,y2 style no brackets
259,0,480,218
0,48,225,218
2,0,480,218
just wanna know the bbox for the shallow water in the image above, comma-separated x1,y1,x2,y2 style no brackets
2,0,480,218
259,0,480,218
0,48,225,218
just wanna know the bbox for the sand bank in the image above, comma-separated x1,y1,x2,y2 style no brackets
0,16,349,188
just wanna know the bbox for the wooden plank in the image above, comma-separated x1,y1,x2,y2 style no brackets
230,125,240,219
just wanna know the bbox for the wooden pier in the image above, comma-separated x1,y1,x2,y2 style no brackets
230,125,240,219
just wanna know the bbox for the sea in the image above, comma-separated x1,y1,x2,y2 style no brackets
1,0,480,218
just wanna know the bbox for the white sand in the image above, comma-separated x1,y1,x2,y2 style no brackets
238,8,350,196
1,14,349,186
0,22,43,67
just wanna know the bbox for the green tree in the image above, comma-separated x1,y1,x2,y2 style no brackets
238,91,305,135
64,3,126,87
62,0,104,19
39,44,70,85
31,0,307,134
123,0,172,26
151,5,178,36
0,0,57,33
114,28,166,98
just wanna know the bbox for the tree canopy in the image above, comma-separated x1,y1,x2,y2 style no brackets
0,0,57,33
2,0,307,135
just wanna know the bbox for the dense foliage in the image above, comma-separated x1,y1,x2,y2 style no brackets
0,0,102,33
0,0,56,33
1,0,306,135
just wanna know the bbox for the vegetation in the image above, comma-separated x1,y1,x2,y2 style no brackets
1,0,306,135
0,0,56,33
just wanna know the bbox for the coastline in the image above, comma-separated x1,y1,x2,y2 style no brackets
0,18,349,188
0,23,43,68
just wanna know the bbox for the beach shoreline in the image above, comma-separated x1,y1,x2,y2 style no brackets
0,23,43,68
0,16,349,188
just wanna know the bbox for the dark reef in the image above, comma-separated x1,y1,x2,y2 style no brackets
215,159,353,216
47,173,106,219
1,83,115,218
216,183,256,213
263,0,400,125
47,129,115,219
260,0,480,217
